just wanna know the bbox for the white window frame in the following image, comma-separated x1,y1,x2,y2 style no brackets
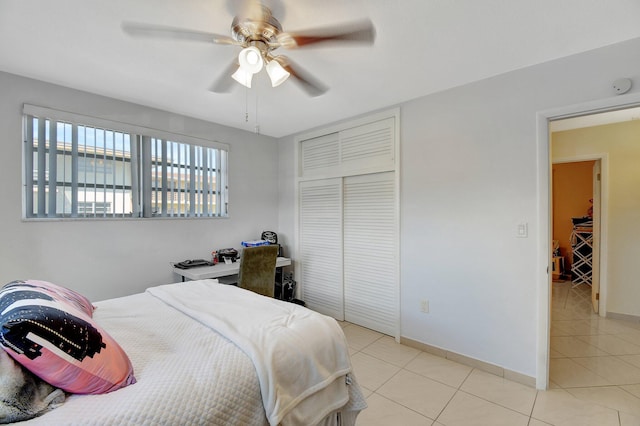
22,104,229,220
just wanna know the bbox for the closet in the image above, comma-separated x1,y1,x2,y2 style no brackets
297,111,399,336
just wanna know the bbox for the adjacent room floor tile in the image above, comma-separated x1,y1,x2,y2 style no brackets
577,334,640,356
532,389,620,426
566,385,640,417
571,355,640,384
550,335,609,357
549,358,611,388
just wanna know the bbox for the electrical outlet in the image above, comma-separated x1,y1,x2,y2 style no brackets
420,299,429,313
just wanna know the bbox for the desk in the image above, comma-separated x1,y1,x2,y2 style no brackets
173,257,291,281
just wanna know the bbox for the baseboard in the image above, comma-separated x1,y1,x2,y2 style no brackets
606,311,640,323
400,336,536,388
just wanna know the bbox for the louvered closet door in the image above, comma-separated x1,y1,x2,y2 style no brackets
299,179,344,319
343,172,397,335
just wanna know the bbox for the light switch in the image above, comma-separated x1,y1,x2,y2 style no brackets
517,222,528,238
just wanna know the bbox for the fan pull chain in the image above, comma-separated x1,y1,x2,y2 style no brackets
245,86,249,123
254,92,260,134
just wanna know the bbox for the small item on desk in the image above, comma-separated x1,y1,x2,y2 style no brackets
174,259,214,269
216,248,238,263
241,240,270,247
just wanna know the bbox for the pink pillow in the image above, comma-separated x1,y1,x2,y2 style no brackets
0,280,136,394
5,279,96,317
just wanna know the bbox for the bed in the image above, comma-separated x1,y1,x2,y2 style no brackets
1,279,366,425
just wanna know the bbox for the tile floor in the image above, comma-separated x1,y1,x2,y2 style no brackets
342,280,640,425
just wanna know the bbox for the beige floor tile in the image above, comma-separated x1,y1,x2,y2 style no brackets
404,351,472,388
553,320,600,336
436,391,529,426
343,324,383,351
361,336,421,367
459,369,537,415
376,369,456,419
572,355,640,384
532,389,620,426
578,334,640,355
617,329,640,346
621,384,640,399
596,318,640,335
350,352,401,391
356,393,432,426
620,411,640,426
549,348,565,358
619,354,640,369
528,419,554,426
566,385,640,417
549,358,611,388
551,336,608,357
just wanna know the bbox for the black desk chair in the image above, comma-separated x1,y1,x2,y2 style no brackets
237,245,279,297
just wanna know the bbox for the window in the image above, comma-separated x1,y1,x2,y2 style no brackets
23,105,228,219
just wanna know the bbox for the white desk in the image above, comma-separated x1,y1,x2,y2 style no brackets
173,257,291,281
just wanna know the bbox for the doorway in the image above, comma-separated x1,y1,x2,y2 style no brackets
537,99,640,389
550,158,602,315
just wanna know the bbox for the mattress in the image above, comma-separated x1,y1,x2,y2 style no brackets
21,281,365,425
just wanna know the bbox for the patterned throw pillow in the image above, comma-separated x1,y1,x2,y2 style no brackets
0,280,136,394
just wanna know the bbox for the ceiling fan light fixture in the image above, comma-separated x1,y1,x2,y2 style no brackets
266,59,290,87
238,46,264,74
231,66,253,88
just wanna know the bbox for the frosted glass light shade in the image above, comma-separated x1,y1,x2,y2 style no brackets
238,46,264,74
266,59,290,87
232,67,253,88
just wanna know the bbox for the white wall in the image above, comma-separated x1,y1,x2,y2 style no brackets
0,71,281,301
553,121,640,318
278,36,640,379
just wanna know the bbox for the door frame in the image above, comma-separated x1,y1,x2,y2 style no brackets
535,94,640,389
551,156,607,315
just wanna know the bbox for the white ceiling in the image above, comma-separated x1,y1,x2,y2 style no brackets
2,0,640,138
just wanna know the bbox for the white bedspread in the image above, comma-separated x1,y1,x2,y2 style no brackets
147,280,353,426
19,281,365,426
22,290,269,425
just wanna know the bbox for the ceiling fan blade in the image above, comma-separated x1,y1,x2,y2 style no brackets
122,22,240,45
277,56,328,97
210,60,241,93
277,19,375,49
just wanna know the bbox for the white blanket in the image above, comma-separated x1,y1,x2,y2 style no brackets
23,291,269,425
147,280,352,426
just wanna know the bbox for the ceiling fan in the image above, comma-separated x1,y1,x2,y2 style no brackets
122,0,376,97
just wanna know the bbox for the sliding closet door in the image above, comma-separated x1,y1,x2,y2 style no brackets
298,179,344,319
343,172,397,335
